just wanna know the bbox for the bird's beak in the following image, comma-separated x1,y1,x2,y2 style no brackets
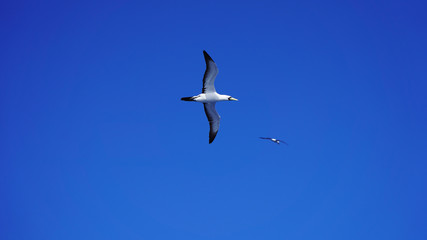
229,97,238,101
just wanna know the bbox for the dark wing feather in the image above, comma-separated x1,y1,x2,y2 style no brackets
202,50,218,93
204,103,220,144
277,139,289,145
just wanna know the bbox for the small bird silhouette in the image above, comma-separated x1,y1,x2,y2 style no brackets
259,137,288,145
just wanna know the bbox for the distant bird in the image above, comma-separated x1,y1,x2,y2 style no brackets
259,137,288,145
181,51,238,144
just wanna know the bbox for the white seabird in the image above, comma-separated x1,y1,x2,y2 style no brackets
259,137,288,145
181,50,238,144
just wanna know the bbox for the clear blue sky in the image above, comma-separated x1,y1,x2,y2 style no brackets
1,0,426,239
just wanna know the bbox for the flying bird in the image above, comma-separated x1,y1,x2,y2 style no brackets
181,51,238,144
259,137,288,145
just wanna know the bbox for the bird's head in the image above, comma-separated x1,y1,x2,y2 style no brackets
227,96,238,101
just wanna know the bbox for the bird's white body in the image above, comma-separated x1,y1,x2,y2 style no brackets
192,93,233,103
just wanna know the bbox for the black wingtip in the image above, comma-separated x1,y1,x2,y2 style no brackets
203,50,215,63
209,131,218,144
181,97,195,101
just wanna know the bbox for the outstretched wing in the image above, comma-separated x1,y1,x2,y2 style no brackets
204,103,220,144
202,50,218,93
277,139,289,145
259,137,272,140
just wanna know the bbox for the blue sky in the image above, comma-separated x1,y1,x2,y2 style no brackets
1,0,426,239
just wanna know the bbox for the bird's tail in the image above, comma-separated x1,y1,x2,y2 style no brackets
181,96,196,101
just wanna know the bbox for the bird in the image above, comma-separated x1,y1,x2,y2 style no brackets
259,137,288,145
181,50,238,144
